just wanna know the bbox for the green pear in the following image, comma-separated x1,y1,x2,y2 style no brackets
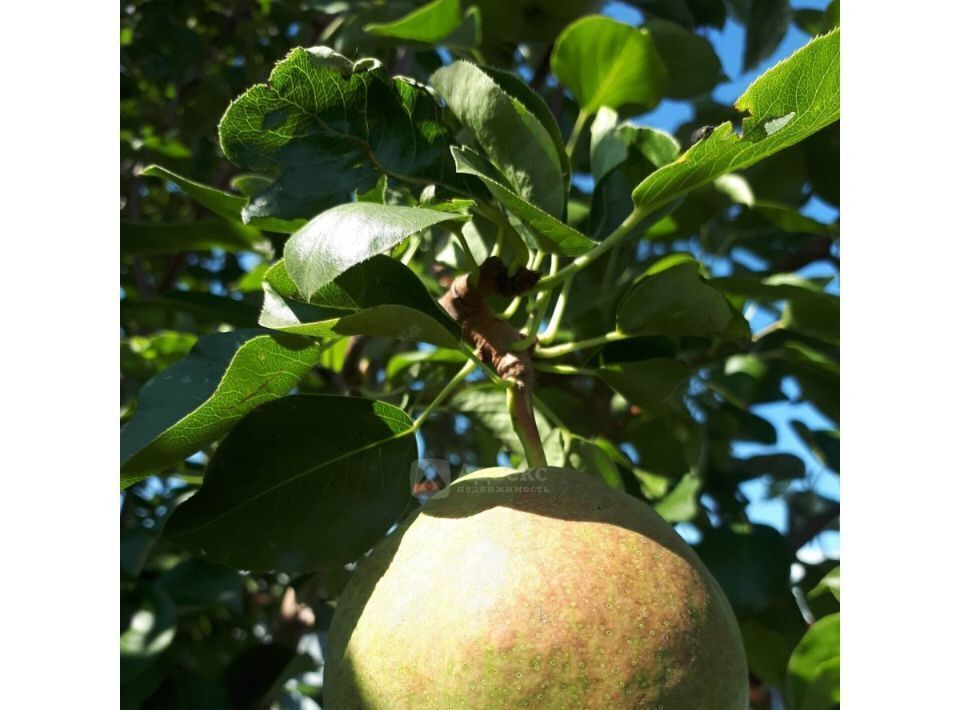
325,467,748,709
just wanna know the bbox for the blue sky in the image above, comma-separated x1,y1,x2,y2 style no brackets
600,1,839,558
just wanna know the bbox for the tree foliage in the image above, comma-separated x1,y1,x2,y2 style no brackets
121,1,840,707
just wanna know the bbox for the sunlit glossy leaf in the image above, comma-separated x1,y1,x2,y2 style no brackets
451,147,596,256
431,61,565,216
632,29,840,214
479,65,571,189
787,613,840,710
551,15,667,115
654,472,701,522
365,0,463,43
284,202,466,299
260,256,460,347
164,395,418,572
589,111,681,239
120,330,320,487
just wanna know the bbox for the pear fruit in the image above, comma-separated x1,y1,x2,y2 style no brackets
325,467,748,709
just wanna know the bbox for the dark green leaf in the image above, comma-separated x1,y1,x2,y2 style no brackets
219,47,460,221
740,0,792,71
121,220,271,256
624,415,698,478
791,421,840,473
725,453,805,482
120,330,320,487
646,18,725,99
283,202,466,299
632,30,840,214
156,559,244,612
618,256,749,338
260,256,460,347
597,358,690,412
777,342,839,423
706,401,778,445
222,643,310,709
696,524,792,617
164,395,418,572
451,147,597,256
121,584,177,680
551,15,667,114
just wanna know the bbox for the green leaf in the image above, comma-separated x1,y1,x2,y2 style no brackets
156,559,244,613
451,147,597,256
551,15,667,115
219,47,460,221
624,414,698,478
365,0,463,43
140,165,305,234
597,358,690,412
566,437,628,491
787,614,840,710
120,330,320,487
479,65,572,190
120,220,271,256
164,395,417,572
121,331,199,383
618,257,748,338
646,18,724,99
809,565,840,603
726,453,805,482
588,110,681,239
590,109,680,184
791,421,840,473
283,202,466,300
632,29,840,214
127,291,261,328
260,256,460,347
783,293,840,345
696,525,792,617
742,0,792,71
654,472,701,522
777,342,839,423
431,61,565,217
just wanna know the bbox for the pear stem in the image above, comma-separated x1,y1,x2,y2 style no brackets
507,380,547,469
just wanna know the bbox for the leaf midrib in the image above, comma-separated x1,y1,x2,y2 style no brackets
168,422,414,538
